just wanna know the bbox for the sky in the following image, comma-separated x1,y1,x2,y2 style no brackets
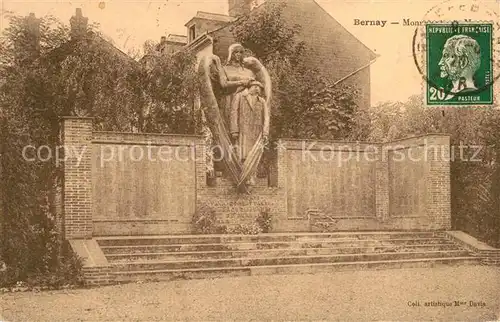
1,0,499,105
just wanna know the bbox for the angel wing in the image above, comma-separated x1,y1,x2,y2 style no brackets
198,54,244,190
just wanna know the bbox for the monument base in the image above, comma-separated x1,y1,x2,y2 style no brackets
196,177,287,232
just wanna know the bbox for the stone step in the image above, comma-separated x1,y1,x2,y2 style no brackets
93,221,191,237
105,244,462,263
96,231,444,246
110,250,469,271
100,238,455,254
111,256,481,283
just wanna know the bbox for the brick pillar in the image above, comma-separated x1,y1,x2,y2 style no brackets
425,135,451,230
274,139,287,189
61,117,93,239
195,138,207,190
375,145,389,221
275,139,288,222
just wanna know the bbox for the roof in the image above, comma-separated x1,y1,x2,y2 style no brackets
166,34,187,44
210,0,377,69
184,11,234,26
309,0,377,60
185,33,213,51
93,33,137,63
257,0,376,60
45,31,137,65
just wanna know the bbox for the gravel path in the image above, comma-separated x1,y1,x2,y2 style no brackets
1,265,499,321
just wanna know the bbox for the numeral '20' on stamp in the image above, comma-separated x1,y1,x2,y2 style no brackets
426,22,493,106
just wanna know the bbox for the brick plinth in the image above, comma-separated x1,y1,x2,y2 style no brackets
61,117,93,239
425,135,452,230
375,145,389,222
197,181,287,231
82,266,113,286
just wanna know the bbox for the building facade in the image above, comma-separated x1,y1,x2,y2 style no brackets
155,0,378,110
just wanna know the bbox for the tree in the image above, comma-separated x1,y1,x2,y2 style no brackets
129,49,199,134
0,13,82,287
0,12,199,286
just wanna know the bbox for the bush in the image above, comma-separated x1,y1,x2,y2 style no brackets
192,206,274,235
0,13,88,291
0,241,83,290
256,208,272,233
226,209,273,235
192,204,227,234
0,13,198,290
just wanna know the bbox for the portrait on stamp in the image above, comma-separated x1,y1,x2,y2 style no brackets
439,34,481,93
426,23,493,105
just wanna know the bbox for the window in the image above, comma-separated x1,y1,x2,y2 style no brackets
189,25,196,42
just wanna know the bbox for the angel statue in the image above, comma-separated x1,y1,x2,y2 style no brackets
198,43,271,193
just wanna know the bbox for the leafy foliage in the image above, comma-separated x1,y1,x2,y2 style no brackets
230,3,304,63
226,209,273,235
256,208,272,233
192,205,273,235
192,204,227,234
128,51,198,134
0,242,84,289
0,13,198,287
0,13,86,288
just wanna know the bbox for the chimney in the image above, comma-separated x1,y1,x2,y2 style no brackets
70,8,89,40
25,13,41,50
156,36,167,54
228,0,252,17
15,13,41,63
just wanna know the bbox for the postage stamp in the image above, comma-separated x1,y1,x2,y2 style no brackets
425,22,493,106
411,0,500,108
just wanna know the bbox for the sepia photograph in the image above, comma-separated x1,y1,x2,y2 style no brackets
0,0,499,320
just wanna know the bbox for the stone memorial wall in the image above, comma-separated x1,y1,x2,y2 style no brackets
59,117,451,239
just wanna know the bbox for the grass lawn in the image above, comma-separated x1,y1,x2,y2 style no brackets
1,265,499,321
